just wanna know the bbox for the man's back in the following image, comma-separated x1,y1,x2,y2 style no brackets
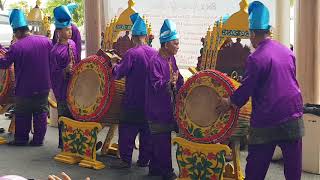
10,35,52,96
113,45,156,111
250,39,303,127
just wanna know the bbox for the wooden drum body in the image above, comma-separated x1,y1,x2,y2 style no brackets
105,79,125,122
0,67,15,106
229,78,251,138
67,54,124,123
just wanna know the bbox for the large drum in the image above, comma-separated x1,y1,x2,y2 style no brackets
67,54,124,123
0,67,15,105
176,70,240,144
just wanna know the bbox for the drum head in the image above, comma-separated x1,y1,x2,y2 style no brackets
176,70,239,143
186,85,219,127
67,55,113,122
71,69,100,108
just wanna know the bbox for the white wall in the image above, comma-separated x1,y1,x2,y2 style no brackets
104,0,276,68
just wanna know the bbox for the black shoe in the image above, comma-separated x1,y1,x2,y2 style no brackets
0,127,5,134
7,140,28,146
109,160,131,169
148,172,161,177
58,138,63,149
162,172,177,180
148,170,161,177
29,140,43,146
136,161,149,167
4,112,11,117
96,141,103,151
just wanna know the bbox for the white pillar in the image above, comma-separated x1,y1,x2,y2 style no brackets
314,0,320,104
84,0,101,56
275,0,291,47
103,0,110,23
100,0,106,31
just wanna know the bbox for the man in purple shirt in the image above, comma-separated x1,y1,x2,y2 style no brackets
110,13,156,169
217,2,304,180
0,9,52,146
145,19,184,180
50,5,80,149
52,3,81,61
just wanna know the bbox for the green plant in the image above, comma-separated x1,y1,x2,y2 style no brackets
43,0,84,27
8,0,30,13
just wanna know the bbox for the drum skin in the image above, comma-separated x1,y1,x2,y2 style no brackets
176,70,240,144
67,55,114,122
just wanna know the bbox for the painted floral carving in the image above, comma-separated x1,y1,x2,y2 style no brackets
61,121,99,159
175,141,227,180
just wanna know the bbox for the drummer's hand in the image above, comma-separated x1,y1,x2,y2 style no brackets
216,97,231,114
111,62,118,69
0,49,6,58
48,172,90,180
66,64,72,73
48,172,71,180
63,65,72,80
171,71,179,86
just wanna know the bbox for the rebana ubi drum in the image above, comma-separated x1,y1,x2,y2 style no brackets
67,55,124,123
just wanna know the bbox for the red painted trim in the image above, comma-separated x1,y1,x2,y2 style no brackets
176,69,239,143
67,55,114,122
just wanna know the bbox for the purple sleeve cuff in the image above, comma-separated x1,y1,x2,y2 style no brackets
230,56,259,108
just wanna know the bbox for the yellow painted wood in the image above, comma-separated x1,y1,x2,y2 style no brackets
0,137,6,145
173,137,231,180
200,0,250,70
27,0,43,22
188,67,198,75
48,97,57,108
103,0,153,49
101,124,119,157
54,117,105,170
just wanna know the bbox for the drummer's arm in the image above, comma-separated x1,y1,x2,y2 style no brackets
0,46,15,69
230,56,259,108
176,72,184,90
149,60,169,92
112,51,133,79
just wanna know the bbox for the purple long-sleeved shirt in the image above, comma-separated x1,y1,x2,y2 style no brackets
145,53,184,124
50,39,79,101
230,39,303,128
113,45,157,113
0,35,52,97
53,24,82,61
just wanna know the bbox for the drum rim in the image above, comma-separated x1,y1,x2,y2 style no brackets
176,70,239,143
67,55,114,122
0,68,12,97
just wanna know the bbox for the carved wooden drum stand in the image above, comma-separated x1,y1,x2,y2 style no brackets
175,70,240,179
177,0,253,179
55,1,155,168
